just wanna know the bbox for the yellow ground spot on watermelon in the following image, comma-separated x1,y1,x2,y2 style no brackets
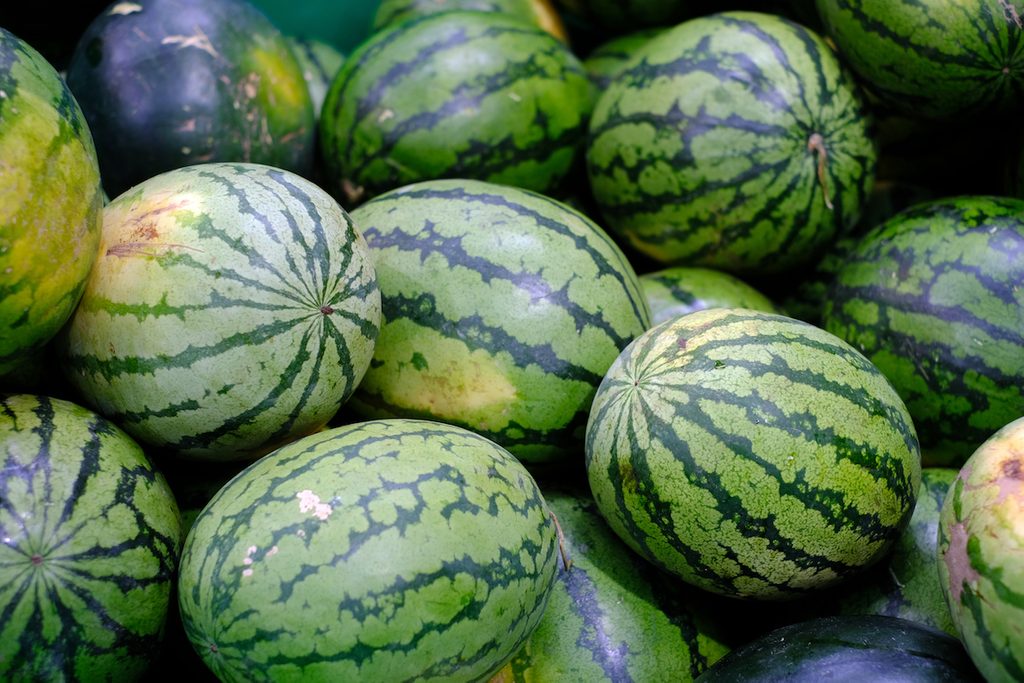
161,30,220,59
109,2,142,15
244,46,308,111
297,490,333,521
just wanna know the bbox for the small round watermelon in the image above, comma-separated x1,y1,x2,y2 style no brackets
640,266,777,326
0,28,103,376
587,11,876,274
0,394,182,681
178,419,559,682
66,0,315,196
586,308,921,600
319,11,594,203
938,417,1024,682
59,162,381,461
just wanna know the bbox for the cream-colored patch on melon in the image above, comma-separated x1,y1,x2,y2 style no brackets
297,490,333,521
103,192,203,260
161,30,220,59
401,358,518,430
109,2,143,14
944,521,980,604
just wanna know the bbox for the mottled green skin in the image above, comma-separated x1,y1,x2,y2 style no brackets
349,179,650,464
824,196,1024,466
586,308,921,600
0,28,103,375
587,11,876,275
373,0,567,40
60,163,381,461
0,394,182,681
492,488,730,682
816,0,1024,119
833,467,957,635
178,419,558,682
695,615,982,682
319,11,594,204
581,29,665,91
938,418,1024,682
66,0,315,197
287,36,344,120
641,266,777,326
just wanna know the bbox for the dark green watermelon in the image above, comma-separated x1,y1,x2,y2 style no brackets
66,0,315,196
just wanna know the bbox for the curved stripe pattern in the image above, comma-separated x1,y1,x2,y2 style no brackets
319,11,593,201
349,179,650,463
62,163,380,460
586,11,875,274
178,419,558,682
0,395,182,681
824,196,1024,465
586,308,921,600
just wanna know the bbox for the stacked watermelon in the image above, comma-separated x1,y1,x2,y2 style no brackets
7,0,1024,680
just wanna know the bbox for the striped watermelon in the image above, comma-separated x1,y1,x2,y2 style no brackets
823,196,1024,466
287,36,345,120
348,179,650,464
178,418,558,682
0,28,103,376
832,467,958,635
586,11,876,274
491,487,731,682
640,266,777,326
0,394,182,681
696,615,982,682
582,29,665,91
815,0,1024,119
319,11,594,204
938,417,1024,682
66,0,315,197
372,0,568,41
60,162,381,461
586,308,921,600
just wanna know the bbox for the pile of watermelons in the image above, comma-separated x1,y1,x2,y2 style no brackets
2,0,1023,680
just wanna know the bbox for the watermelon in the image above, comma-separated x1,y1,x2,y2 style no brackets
287,36,345,120
586,11,876,274
0,394,182,681
815,0,1024,119
178,418,559,682
823,196,1024,466
640,266,777,326
348,179,650,464
59,162,381,461
831,467,958,635
586,308,921,600
372,0,568,41
938,417,1024,682
582,28,666,91
65,0,315,197
695,615,982,682
0,28,103,376
319,11,594,204
491,487,731,682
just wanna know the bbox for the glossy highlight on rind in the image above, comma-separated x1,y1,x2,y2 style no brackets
0,28,103,376
0,394,183,681
60,162,381,461
586,11,876,274
824,195,1024,466
349,179,650,464
178,419,559,683
586,308,921,600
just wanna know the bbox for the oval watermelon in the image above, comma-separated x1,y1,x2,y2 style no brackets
823,196,1024,466
348,179,650,464
60,162,381,461
178,418,559,682
938,417,1024,682
0,28,103,376
586,308,921,600
319,11,594,203
586,11,876,274
65,0,315,197
0,394,182,681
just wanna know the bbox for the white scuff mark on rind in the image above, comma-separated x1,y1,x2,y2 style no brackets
109,2,143,15
297,490,333,521
242,568,254,577
162,29,220,59
1000,0,1023,28
377,108,395,123
508,92,522,102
